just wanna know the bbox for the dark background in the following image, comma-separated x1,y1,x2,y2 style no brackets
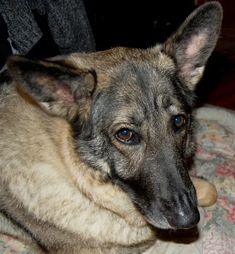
85,0,195,50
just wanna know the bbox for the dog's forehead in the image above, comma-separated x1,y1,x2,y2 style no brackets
93,64,185,127
105,60,182,110
68,48,186,116
112,59,171,89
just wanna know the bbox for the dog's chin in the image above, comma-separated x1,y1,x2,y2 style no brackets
145,215,172,230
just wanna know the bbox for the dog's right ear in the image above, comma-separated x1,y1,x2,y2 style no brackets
161,2,222,90
7,56,96,122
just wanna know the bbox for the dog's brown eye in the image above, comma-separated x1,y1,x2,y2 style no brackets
115,128,134,143
173,115,186,129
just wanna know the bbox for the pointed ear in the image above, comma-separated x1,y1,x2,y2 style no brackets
162,2,222,90
7,56,96,122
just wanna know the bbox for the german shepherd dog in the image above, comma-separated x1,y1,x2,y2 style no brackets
0,2,221,254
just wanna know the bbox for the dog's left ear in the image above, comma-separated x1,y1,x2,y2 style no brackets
7,56,96,122
162,2,222,90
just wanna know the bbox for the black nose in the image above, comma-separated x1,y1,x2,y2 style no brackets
163,192,200,229
169,204,200,229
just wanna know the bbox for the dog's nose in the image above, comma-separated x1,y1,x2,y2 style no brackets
168,204,200,229
163,192,200,229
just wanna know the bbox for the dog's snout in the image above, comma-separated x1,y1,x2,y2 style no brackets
169,204,200,229
163,191,200,229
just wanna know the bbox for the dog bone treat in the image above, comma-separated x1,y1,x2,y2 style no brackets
192,177,218,207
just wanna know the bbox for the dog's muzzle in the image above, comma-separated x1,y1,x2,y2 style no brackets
160,188,200,229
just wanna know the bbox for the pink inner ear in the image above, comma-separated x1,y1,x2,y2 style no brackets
185,32,208,59
55,84,75,103
179,32,208,79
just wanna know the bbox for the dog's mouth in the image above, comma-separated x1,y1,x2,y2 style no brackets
136,197,200,230
144,209,200,231
144,213,171,230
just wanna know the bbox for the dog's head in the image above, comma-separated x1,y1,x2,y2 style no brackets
7,3,222,230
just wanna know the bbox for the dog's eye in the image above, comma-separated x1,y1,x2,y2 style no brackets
115,128,135,144
173,115,186,129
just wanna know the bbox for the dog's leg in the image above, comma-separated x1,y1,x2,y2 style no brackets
191,177,217,207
